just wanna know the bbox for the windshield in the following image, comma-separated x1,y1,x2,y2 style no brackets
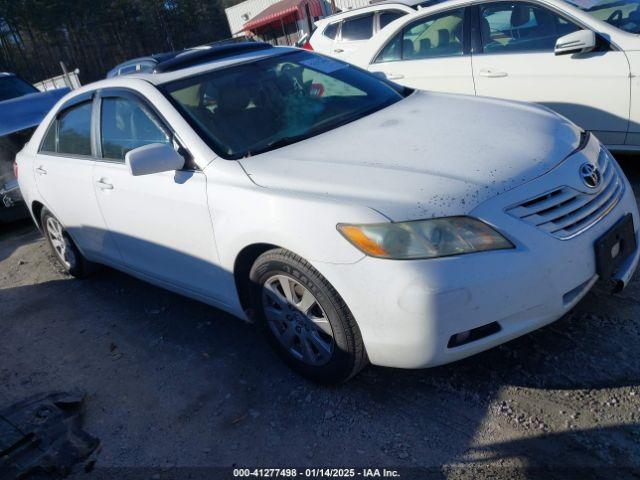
564,0,640,33
0,76,38,102
161,51,407,159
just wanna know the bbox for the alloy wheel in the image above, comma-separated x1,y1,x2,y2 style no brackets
45,216,76,269
261,274,335,366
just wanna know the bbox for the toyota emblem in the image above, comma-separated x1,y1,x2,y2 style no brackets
579,163,601,189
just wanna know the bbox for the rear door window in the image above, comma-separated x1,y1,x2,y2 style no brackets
379,10,407,30
57,102,93,156
401,9,465,59
341,13,374,40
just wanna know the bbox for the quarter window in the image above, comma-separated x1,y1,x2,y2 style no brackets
57,102,93,156
376,32,403,62
40,122,57,153
480,2,580,53
341,13,374,40
324,22,339,39
100,97,170,161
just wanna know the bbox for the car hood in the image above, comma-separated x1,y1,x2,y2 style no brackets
0,87,70,137
239,91,582,221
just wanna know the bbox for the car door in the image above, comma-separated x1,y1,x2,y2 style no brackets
91,89,226,302
367,8,476,95
333,13,375,59
471,1,631,145
33,94,120,260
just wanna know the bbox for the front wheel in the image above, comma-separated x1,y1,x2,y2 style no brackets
249,248,367,384
41,208,93,278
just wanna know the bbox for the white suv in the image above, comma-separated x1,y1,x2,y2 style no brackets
308,2,417,59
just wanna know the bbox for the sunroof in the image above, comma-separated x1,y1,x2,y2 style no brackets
154,43,274,73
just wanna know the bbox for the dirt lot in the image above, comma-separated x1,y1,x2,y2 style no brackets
2,158,640,479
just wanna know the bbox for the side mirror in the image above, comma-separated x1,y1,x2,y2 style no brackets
125,143,185,176
555,30,596,56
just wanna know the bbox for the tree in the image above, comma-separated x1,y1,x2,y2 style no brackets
0,0,232,84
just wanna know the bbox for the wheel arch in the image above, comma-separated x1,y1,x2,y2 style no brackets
233,242,281,318
31,200,45,230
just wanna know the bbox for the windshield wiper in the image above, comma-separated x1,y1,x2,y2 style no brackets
245,133,310,157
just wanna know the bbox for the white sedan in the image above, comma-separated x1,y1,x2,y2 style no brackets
16,44,640,383
350,0,640,152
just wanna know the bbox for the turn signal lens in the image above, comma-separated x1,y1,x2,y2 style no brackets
338,224,390,257
337,216,513,260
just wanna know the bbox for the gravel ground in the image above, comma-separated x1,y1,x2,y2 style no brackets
2,158,640,479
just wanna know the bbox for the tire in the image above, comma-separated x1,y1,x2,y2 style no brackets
41,208,93,278
249,248,367,384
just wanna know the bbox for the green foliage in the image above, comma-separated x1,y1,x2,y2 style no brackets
0,0,232,83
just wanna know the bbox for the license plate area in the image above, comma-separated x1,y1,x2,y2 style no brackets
595,213,637,281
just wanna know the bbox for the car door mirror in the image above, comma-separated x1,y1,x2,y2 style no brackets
125,143,185,176
554,30,596,56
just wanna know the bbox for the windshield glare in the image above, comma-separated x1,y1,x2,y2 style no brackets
0,76,38,102
565,0,640,33
162,51,406,158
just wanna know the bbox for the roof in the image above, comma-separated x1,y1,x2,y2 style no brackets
375,0,448,7
154,42,274,73
109,46,295,86
371,0,426,6
244,0,323,30
314,1,414,24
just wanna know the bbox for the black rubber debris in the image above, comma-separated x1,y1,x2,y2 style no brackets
0,391,99,479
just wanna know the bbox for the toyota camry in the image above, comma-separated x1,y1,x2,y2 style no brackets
16,43,639,383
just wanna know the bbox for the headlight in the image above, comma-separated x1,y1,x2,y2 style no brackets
337,216,514,259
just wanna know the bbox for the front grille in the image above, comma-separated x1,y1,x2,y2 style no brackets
507,149,624,239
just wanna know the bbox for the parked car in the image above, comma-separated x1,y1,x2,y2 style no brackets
309,0,444,59
106,39,255,78
17,43,639,383
106,52,180,78
350,0,640,152
0,72,69,222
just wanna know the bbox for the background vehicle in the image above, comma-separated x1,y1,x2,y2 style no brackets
0,73,69,222
106,53,181,78
351,0,640,152
16,44,639,384
309,2,419,58
106,39,256,78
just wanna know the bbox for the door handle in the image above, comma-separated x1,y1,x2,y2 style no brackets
36,166,47,176
479,69,508,78
386,73,405,80
95,179,113,190
333,48,344,53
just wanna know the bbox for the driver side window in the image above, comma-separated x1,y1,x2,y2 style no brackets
100,97,170,162
480,2,580,53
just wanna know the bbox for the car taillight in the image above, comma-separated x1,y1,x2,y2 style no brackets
303,41,313,51
13,160,18,180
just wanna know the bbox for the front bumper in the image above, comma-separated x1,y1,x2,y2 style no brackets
314,142,640,369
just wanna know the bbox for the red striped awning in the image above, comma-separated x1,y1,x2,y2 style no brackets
244,0,323,32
